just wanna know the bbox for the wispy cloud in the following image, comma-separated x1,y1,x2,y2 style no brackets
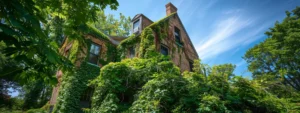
236,60,246,67
194,9,275,61
223,9,243,15
195,16,253,60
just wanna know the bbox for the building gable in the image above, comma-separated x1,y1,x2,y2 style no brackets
169,13,199,59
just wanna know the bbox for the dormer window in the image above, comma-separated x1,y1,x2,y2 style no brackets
89,43,101,65
174,27,181,43
133,19,140,33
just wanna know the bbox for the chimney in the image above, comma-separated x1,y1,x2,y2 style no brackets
166,2,177,16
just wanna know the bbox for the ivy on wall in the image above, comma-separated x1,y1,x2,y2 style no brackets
53,25,118,112
117,34,139,59
118,12,180,59
78,24,111,42
138,28,157,58
51,12,297,113
53,62,100,113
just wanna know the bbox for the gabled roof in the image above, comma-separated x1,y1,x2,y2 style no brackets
109,36,127,45
145,13,199,58
79,12,198,57
172,13,199,58
146,12,176,28
132,13,154,23
132,13,142,21
78,24,126,45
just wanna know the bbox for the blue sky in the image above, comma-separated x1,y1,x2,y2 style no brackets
106,0,300,77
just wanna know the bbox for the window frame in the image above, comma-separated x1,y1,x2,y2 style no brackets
133,19,140,33
160,44,169,56
129,47,135,58
174,27,181,43
88,43,101,65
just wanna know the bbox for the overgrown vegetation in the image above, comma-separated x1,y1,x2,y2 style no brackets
90,57,299,112
1,0,300,112
0,0,118,112
244,7,300,91
53,62,100,112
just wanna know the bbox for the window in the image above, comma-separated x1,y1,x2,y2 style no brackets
80,87,94,108
88,43,101,65
129,47,135,58
80,87,94,101
160,45,169,55
174,27,181,43
189,61,194,71
133,19,140,33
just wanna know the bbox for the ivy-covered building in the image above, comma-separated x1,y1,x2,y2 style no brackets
49,2,199,112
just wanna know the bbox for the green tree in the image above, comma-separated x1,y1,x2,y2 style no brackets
91,11,131,37
22,80,52,110
244,7,300,91
0,0,119,84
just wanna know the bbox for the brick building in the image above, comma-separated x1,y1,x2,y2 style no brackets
49,2,199,110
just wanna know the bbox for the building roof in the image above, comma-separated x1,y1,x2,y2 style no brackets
131,13,153,23
109,36,127,45
83,11,198,58
145,12,199,58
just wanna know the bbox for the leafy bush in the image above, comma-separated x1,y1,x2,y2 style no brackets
25,109,46,113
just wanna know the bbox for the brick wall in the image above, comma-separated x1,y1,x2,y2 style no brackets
159,14,199,72
49,35,113,105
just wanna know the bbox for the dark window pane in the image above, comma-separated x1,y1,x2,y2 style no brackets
89,54,98,64
133,19,140,32
189,61,194,71
160,45,169,55
88,43,100,65
129,47,135,58
80,87,94,108
174,27,180,42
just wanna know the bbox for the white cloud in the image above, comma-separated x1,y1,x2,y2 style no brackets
242,21,274,45
194,12,275,61
195,16,253,60
223,9,243,15
236,60,246,67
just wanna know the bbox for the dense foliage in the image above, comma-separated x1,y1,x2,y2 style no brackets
0,0,118,83
0,0,119,112
89,57,298,112
54,62,100,113
1,0,299,112
91,11,131,37
89,10,299,112
244,7,300,91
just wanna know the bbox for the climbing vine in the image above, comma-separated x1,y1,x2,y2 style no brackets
117,34,140,59
53,62,100,113
53,12,298,113
53,24,118,113
138,28,157,58
118,12,181,59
